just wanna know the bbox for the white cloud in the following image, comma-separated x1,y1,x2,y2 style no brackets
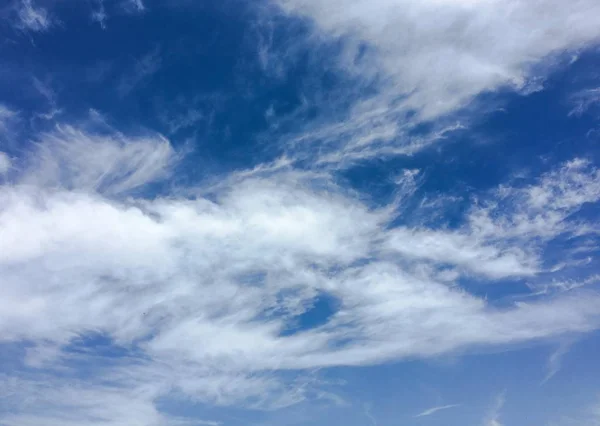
484,392,505,426
1,126,600,423
569,87,600,117
542,341,573,384
0,105,19,152
1,1,600,423
384,158,600,280
31,77,63,121
469,158,600,241
0,152,11,175
385,227,537,279
267,0,600,163
415,404,460,418
276,0,600,119
91,0,108,29
548,396,600,426
0,104,18,133
364,403,377,425
118,48,161,97
129,0,145,12
20,125,176,194
16,0,51,32
160,108,204,135
0,374,198,426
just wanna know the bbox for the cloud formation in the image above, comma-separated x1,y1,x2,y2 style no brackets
1,123,600,423
20,125,176,194
269,0,600,164
15,0,51,31
1,0,600,424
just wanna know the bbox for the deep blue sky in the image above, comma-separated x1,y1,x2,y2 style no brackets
1,1,600,425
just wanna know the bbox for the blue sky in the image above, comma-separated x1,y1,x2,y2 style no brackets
1,0,600,425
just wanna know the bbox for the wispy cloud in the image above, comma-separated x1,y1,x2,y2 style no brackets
16,0,51,32
32,77,62,120
569,87,600,117
415,404,460,418
1,121,600,424
542,341,574,384
160,108,204,135
117,47,161,97
91,0,107,29
0,104,19,147
0,374,200,426
484,392,506,426
267,0,600,165
548,396,600,426
364,403,377,426
0,104,18,132
21,124,177,194
0,152,11,175
1,1,600,424
124,0,145,13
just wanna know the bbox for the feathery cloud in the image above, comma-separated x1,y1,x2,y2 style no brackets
1,123,600,423
16,0,51,31
0,152,11,175
267,0,600,164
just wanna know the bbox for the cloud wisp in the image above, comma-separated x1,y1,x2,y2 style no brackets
484,392,506,426
415,404,460,418
15,0,52,32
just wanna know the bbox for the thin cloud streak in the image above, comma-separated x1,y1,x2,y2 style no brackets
415,404,460,418
542,341,574,384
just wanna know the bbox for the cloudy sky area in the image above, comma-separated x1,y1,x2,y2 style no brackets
1,0,600,425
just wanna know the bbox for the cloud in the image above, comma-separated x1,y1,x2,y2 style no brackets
569,87,600,117
364,403,377,425
0,104,19,148
160,108,204,135
0,104,18,132
385,227,537,279
469,158,600,242
0,374,200,426
415,404,460,418
20,124,177,194
91,0,107,29
548,396,600,426
16,0,51,32
0,152,11,175
542,341,574,384
128,0,145,12
31,77,63,120
384,158,600,280
275,0,600,118
1,121,600,426
117,48,162,97
265,0,600,164
484,392,505,426
1,2,599,424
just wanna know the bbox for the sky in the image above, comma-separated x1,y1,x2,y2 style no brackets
1,0,600,425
